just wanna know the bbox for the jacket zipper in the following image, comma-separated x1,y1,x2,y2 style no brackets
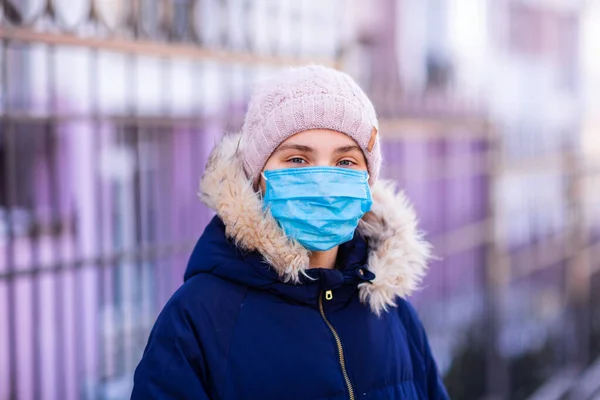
319,290,355,400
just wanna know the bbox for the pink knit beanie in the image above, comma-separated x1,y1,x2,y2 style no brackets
240,65,381,183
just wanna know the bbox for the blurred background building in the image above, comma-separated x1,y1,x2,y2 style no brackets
0,0,598,399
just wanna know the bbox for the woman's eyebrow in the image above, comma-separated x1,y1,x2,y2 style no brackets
334,145,362,154
274,144,314,153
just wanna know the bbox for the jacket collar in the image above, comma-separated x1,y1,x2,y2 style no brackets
185,216,373,309
199,133,431,315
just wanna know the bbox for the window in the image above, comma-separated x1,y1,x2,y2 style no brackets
509,3,544,55
0,124,46,237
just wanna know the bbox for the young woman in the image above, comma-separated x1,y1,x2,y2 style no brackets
132,65,449,399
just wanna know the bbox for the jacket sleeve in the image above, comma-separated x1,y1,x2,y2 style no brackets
399,300,450,400
131,296,211,400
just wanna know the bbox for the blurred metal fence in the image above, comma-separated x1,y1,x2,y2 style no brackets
0,1,341,399
377,116,600,399
1,1,600,400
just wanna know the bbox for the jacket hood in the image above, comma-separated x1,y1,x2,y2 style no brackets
197,132,432,315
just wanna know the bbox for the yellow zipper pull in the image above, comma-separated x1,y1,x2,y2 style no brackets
325,290,333,301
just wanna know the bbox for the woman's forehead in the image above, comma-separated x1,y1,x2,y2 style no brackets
276,129,359,152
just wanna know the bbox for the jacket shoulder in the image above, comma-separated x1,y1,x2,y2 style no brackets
395,298,450,399
395,298,423,328
394,298,430,355
133,273,248,400
173,272,250,316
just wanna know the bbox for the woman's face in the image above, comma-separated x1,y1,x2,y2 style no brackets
259,129,368,192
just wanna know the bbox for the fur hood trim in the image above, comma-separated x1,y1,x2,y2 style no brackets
199,133,431,315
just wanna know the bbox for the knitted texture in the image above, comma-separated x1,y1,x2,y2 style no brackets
240,65,381,183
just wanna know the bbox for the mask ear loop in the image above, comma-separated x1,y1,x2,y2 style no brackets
257,172,268,200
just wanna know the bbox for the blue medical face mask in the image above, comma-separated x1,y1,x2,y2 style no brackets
262,167,373,252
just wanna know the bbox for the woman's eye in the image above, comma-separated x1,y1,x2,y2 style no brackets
289,157,307,164
337,159,355,166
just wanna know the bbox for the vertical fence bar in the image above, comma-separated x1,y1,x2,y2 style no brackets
69,50,90,397
2,37,18,400
439,137,449,304
133,118,150,361
72,120,86,400
13,43,44,400
483,123,510,399
565,146,591,367
128,50,140,380
159,48,176,296
113,126,127,380
30,122,42,400
45,42,69,400
130,97,144,385
117,49,135,383
90,47,106,400
150,126,165,312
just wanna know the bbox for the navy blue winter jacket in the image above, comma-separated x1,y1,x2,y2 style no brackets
131,134,449,399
